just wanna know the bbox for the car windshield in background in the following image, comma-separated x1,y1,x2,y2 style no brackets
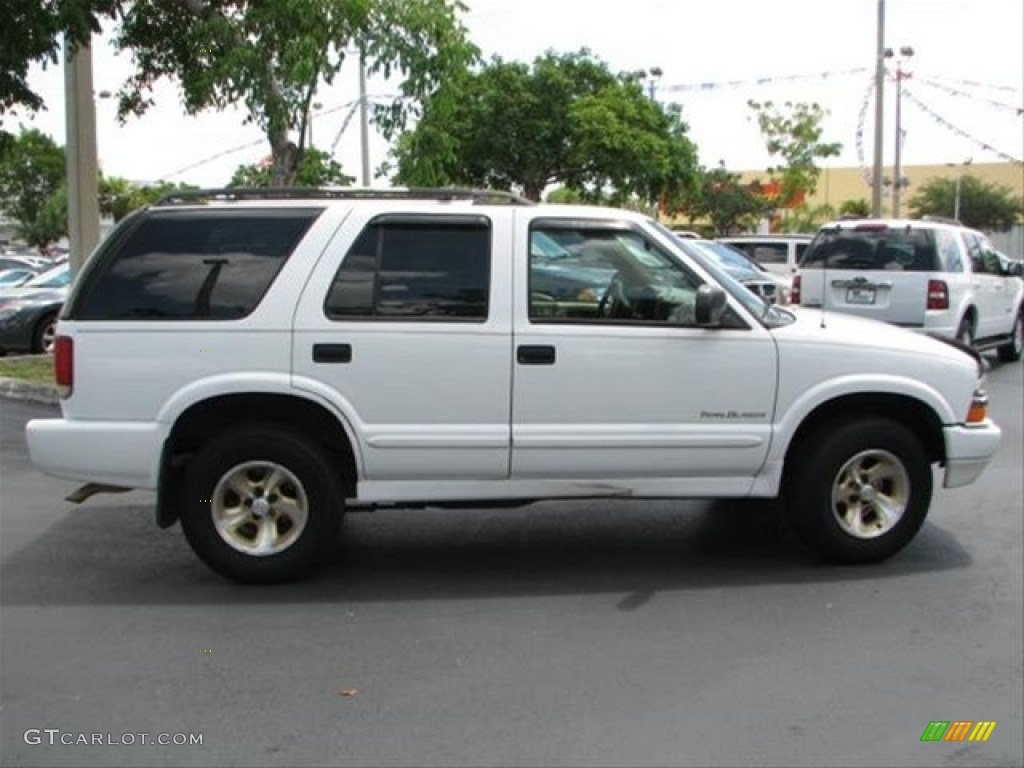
25,265,70,288
801,227,939,271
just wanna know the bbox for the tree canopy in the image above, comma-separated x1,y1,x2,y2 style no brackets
392,50,699,204
0,128,67,247
909,175,1022,232
683,164,772,236
0,0,119,115
748,100,841,206
113,0,478,186
228,148,352,187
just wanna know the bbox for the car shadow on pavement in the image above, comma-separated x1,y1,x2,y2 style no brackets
0,496,972,607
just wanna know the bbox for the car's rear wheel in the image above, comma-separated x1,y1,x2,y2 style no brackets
32,312,58,354
785,418,932,563
180,425,344,583
996,310,1023,363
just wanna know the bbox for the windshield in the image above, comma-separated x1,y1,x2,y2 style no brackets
26,264,70,288
688,240,761,273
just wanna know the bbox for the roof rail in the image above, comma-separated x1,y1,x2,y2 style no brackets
153,187,535,206
920,214,962,226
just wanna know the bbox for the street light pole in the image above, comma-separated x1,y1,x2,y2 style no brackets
871,0,886,217
648,66,663,100
891,45,913,219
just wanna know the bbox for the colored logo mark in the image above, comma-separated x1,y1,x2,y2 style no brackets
920,721,996,742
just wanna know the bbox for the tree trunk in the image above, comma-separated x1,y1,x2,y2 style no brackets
523,182,543,202
270,140,300,187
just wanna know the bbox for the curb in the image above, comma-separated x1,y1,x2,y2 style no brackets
0,376,59,405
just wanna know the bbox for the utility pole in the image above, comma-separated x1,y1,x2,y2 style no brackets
358,52,370,187
64,38,101,278
871,0,886,217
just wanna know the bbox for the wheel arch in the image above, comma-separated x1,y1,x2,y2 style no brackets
157,392,360,528
781,392,947,491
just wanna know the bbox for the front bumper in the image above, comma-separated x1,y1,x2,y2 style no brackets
26,418,166,490
942,420,1002,488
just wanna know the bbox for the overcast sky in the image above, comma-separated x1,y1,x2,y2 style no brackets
7,0,1023,189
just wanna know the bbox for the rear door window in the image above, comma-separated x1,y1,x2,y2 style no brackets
72,209,320,320
324,216,491,321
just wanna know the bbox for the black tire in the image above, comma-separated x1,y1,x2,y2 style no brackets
996,310,1023,363
785,418,932,564
180,424,344,583
32,312,58,354
955,315,974,348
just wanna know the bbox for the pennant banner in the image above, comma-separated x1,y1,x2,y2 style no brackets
660,68,868,94
919,74,1023,95
917,76,1024,116
854,75,877,189
900,88,1024,165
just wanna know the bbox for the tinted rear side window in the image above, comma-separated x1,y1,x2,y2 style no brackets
801,228,939,271
324,217,491,321
73,209,320,320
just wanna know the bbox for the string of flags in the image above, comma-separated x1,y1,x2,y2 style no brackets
659,68,868,94
916,76,1024,116
918,73,1023,95
901,88,1024,165
854,75,877,189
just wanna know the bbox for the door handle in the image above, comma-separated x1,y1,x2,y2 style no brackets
313,343,352,363
517,345,556,365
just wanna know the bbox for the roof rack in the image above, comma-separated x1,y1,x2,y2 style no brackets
920,214,962,226
153,187,535,206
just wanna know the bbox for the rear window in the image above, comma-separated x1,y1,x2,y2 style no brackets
800,227,940,271
72,209,320,320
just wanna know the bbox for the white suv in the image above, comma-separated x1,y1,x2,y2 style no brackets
26,190,1001,582
793,218,1024,361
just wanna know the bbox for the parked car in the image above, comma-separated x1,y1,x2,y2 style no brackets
0,267,39,289
680,239,790,304
26,189,1000,583
0,255,45,273
718,234,813,283
794,218,1023,362
0,264,71,355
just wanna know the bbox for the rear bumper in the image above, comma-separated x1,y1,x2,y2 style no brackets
26,418,166,489
942,421,1002,488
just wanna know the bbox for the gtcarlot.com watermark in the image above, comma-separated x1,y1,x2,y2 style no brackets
24,729,203,746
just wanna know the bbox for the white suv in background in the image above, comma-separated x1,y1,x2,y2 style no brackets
718,234,812,284
794,218,1024,362
26,190,1001,582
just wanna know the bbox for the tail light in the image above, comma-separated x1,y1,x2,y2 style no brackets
927,280,949,310
54,335,73,399
791,275,802,305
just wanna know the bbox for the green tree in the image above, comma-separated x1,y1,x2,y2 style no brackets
393,50,699,204
747,100,841,207
114,0,477,187
839,197,871,218
909,175,1022,231
228,148,353,188
1,0,119,115
785,203,837,233
684,164,772,235
98,176,198,221
0,128,67,247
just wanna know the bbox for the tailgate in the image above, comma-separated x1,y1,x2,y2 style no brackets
801,269,927,325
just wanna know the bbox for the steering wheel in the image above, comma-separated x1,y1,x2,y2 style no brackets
597,274,632,318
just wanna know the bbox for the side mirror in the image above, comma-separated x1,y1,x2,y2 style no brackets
1007,262,1023,278
695,284,728,326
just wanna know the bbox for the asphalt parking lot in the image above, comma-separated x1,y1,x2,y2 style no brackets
1,360,1021,767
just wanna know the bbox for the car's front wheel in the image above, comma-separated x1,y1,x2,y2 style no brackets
32,312,58,354
180,425,344,583
785,418,932,563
